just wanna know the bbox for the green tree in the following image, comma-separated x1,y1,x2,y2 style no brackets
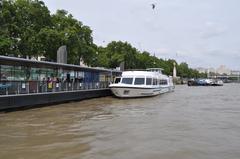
136,51,152,69
0,2,95,64
177,62,189,78
0,0,51,56
105,41,138,69
0,0,19,55
36,28,64,61
0,0,52,57
50,10,95,64
91,46,109,67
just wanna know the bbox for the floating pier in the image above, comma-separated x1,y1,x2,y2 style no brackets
0,56,121,111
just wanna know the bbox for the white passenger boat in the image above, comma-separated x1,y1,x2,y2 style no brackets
109,68,174,98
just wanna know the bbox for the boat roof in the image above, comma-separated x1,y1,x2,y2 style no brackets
146,68,164,71
121,71,168,78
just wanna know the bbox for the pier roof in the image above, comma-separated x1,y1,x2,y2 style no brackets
0,55,121,74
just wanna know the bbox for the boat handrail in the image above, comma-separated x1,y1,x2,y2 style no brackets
125,69,147,71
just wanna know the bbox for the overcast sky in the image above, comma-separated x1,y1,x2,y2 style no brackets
43,0,240,70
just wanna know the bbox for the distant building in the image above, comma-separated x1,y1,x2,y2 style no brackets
196,65,239,76
216,65,231,75
196,67,207,74
195,67,217,74
231,70,240,75
207,68,216,74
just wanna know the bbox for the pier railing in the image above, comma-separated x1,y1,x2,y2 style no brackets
0,81,110,96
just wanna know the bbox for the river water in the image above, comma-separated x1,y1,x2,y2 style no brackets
0,84,240,159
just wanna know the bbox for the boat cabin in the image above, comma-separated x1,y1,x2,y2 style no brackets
114,73,169,86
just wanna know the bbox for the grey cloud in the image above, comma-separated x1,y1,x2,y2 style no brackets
200,22,227,39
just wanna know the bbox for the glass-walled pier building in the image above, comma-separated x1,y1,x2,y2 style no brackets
0,56,121,95
0,55,121,110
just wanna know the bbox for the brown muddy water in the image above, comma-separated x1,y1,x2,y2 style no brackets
0,84,240,159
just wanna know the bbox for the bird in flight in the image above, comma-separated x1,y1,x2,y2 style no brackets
151,3,156,10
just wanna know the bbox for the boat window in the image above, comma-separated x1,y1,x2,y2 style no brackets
134,78,145,85
153,78,157,85
146,78,152,85
114,77,121,84
160,79,168,85
122,78,133,84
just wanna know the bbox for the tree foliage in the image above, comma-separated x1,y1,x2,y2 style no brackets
0,0,52,56
0,0,94,65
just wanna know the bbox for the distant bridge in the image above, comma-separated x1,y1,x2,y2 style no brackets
209,75,240,78
208,74,240,82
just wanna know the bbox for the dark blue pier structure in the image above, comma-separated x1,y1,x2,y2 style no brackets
0,56,121,111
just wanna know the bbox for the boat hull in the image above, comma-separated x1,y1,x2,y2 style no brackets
110,86,174,98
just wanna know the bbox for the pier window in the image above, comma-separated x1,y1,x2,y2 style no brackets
134,78,145,85
16,66,29,81
146,78,152,85
29,68,40,81
0,65,14,81
76,71,84,82
114,77,121,84
122,78,133,84
38,68,56,81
